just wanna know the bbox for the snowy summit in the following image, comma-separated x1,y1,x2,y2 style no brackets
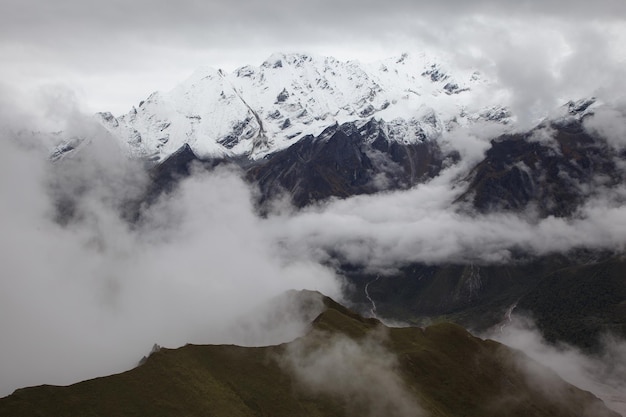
97,52,511,162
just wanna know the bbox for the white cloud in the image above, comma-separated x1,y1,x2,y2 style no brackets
585,102,626,151
266,165,626,270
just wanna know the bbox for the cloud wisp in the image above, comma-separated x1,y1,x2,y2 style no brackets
488,316,626,416
279,328,425,417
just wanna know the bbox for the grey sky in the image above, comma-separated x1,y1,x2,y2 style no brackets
1,0,625,114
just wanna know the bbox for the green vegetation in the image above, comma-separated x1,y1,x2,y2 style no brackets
345,254,626,350
0,292,618,417
517,257,626,350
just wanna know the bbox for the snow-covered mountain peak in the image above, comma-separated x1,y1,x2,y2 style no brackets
260,52,317,69
537,97,598,130
98,52,511,161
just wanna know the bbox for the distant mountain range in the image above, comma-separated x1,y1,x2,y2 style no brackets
94,52,510,162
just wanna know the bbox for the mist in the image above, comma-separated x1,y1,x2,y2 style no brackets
488,315,626,416
269,186,626,269
279,328,425,417
0,94,341,397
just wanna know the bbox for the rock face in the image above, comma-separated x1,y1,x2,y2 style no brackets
456,120,622,217
0,292,619,417
141,97,624,217
246,119,448,208
89,55,625,222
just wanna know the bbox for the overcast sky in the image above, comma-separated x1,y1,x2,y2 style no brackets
2,0,625,115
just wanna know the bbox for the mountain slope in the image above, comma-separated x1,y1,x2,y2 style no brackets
246,119,448,208
456,101,623,218
343,253,626,351
517,256,626,349
133,118,449,211
0,292,618,417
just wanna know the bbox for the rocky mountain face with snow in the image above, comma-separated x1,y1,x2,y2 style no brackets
98,52,511,212
96,52,508,162
456,99,624,218
97,52,624,218
134,115,453,212
246,119,451,208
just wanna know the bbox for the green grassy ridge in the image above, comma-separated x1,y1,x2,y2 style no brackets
0,293,619,417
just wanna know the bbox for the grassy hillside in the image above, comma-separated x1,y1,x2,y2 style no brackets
0,293,619,417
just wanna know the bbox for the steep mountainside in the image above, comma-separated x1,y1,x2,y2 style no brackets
246,119,449,208
135,118,450,211
0,292,618,417
131,96,624,216
456,100,623,217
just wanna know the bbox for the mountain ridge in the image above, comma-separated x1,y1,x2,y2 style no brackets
0,291,618,417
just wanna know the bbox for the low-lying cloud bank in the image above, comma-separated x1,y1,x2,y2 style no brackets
268,168,626,272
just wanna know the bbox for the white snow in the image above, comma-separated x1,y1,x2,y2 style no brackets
97,52,513,162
